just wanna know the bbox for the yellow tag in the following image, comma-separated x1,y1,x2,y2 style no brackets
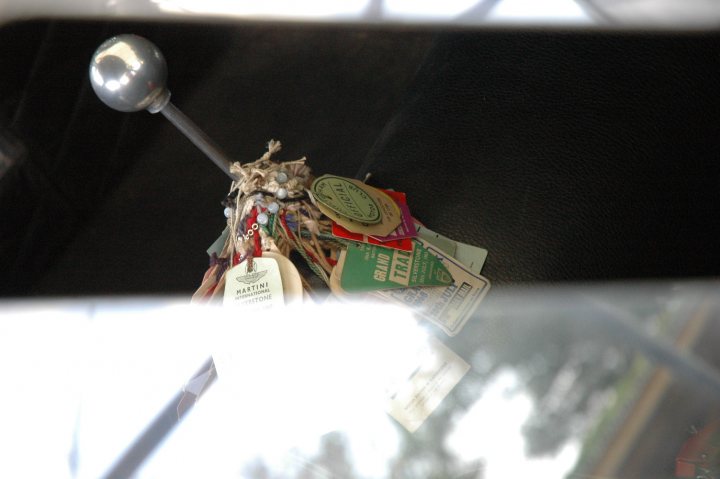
311,175,383,224
317,185,402,237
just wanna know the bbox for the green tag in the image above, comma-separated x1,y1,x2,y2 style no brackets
207,227,230,257
311,175,382,224
340,239,454,292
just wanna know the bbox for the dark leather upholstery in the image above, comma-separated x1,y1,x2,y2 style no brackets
3,25,720,295
357,32,720,283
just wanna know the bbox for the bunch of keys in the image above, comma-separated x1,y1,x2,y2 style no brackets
90,34,491,338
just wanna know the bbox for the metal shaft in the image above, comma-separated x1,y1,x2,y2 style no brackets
160,102,234,179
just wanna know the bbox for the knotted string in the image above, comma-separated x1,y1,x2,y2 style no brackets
206,140,341,293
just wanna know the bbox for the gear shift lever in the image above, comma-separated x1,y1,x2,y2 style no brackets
89,34,234,178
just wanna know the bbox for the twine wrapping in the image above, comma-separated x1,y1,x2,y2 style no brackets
193,140,344,303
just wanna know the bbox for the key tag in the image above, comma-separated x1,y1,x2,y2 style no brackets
223,256,285,309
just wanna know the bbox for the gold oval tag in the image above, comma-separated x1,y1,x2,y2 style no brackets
310,175,382,224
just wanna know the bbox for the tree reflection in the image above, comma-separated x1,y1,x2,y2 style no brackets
471,313,631,457
297,432,356,479
236,288,700,478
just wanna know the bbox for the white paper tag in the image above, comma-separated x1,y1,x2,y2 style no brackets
385,336,470,433
223,257,284,308
414,223,488,275
263,251,303,304
373,239,490,336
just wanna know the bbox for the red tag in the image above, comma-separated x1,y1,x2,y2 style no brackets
332,223,413,251
367,190,417,243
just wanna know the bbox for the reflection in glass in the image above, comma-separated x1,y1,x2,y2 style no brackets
1,285,720,478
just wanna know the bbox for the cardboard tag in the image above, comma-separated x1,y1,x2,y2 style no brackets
314,180,402,237
414,223,456,258
263,251,303,304
374,239,490,336
414,223,488,275
223,257,284,308
453,241,489,276
328,250,347,296
311,175,383,224
385,336,470,433
328,249,373,300
340,239,454,292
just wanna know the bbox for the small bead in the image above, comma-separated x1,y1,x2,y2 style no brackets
276,171,289,184
276,187,288,200
257,213,269,225
267,202,280,214
223,207,232,218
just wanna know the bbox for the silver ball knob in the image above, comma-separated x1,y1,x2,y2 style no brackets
89,34,170,113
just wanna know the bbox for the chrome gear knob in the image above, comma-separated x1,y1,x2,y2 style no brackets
89,34,234,177
89,34,170,113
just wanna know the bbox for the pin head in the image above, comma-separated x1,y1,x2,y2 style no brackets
89,34,170,113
